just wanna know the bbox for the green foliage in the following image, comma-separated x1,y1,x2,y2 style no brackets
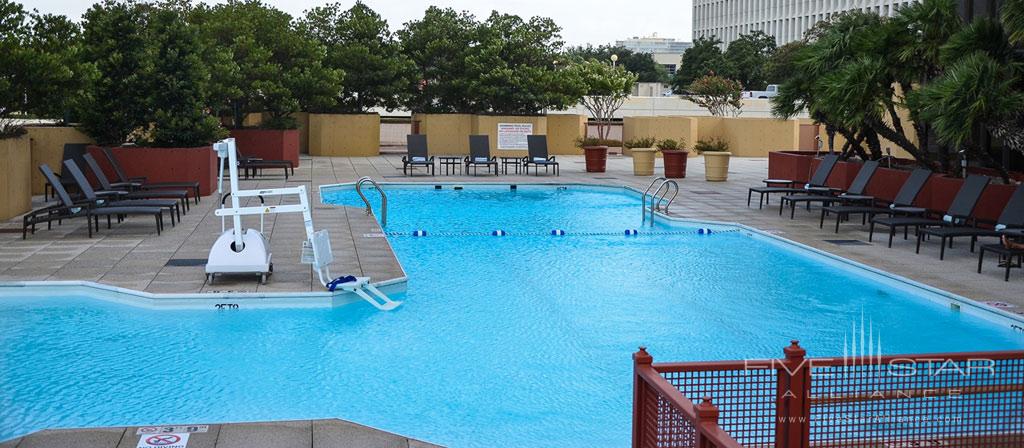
300,1,413,113
574,137,621,148
77,0,152,145
686,75,743,117
398,6,479,113
623,136,657,149
720,31,776,90
191,0,342,128
1002,0,1024,46
693,138,730,154
764,41,805,85
566,58,636,139
566,45,669,83
656,138,685,151
672,36,725,93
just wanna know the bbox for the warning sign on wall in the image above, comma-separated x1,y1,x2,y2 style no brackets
497,123,533,150
137,433,189,448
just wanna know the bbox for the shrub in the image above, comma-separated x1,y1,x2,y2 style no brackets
623,137,657,149
685,74,743,117
575,137,622,148
656,138,686,151
693,138,730,154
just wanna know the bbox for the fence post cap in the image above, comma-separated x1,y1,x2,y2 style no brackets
784,340,806,360
633,346,653,365
696,396,719,422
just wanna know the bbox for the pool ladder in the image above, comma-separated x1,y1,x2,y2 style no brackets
356,177,387,228
642,177,679,225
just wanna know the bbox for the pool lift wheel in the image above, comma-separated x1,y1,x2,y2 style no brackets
205,139,401,311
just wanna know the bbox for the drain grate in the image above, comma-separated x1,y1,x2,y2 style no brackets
690,190,721,195
825,239,870,246
593,176,616,180
0,228,23,234
165,258,207,267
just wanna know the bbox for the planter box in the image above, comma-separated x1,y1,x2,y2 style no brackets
0,135,31,221
309,113,380,157
767,151,816,182
230,128,300,167
88,145,217,196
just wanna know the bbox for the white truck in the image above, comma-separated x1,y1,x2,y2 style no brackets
742,84,779,99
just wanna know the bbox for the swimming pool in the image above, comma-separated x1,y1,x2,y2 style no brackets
1,184,1021,446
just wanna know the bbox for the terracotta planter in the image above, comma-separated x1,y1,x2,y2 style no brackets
583,146,608,173
631,148,657,176
662,149,689,178
88,145,217,196
703,152,732,181
230,128,300,167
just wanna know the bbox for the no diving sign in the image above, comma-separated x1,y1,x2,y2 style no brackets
137,433,189,448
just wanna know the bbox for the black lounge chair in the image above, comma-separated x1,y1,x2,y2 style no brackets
81,154,183,223
99,146,201,203
977,230,1024,281
44,143,89,201
779,160,880,219
819,168,932,233
523,135,559,176
869,175,990,248
234,147,293,180
465,135,498,176
403,134,435,175
64,160,178,227
25,164,163,238
748,154,840,209
919,184,1024,259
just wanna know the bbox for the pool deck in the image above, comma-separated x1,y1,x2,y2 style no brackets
0,153,1021,313
0,419,441,448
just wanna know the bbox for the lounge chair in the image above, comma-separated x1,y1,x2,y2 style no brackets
869,175,990,247
234,147,293,180
403,135,435,175
977,231,1024,281
819,168,932,233
99,146,201,203
523,135,559,176
24,164,163,238
918,184,1024,259
64,160,179,227
779,160,879,219
748,154,840,209
465,135,498,176
81,154,184,223
44,143,89,201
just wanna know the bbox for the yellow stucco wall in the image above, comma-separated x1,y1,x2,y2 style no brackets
0,135,32,221
622,116,699,156
546,114,587,155
293,112,310,154
26,126,94,195
701,117,800,157
471,115,547,158
308,113,381,157
413,114,474,155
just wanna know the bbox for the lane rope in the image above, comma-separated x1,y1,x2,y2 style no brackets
399,229,741,238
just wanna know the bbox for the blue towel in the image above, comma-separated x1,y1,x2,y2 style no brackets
326,275,358,292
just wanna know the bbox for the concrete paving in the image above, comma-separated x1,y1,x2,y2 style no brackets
0,154,1021,314
0,419,440,448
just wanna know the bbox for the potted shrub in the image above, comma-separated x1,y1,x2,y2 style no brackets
658,138,688,178
625,137,657,176
695,138,732,181
576,137,609,173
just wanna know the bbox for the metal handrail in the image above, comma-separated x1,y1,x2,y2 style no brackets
355,177,387,227
641,177,667,222
649,180,678,225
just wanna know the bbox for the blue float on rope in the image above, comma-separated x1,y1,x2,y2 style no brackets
412,230,428,237
625,229,639,236
697,228,713,235
551,229,566,236
492,230,507,236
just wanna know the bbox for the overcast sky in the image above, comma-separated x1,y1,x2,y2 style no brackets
24,0,694,46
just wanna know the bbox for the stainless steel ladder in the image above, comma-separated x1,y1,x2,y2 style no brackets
356,177,387,227
641,177,679,225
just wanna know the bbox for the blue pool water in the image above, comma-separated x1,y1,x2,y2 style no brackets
1,184,1022,446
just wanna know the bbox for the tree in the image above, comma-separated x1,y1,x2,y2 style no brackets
721,31,776,90
22,11,91,122
686,75,742,117
191,0,342,128
569,59,637,139
300,1,413,113
672,36,724,93
566,45,669,83
764,41,806,85
77,0,152,145
398,6,480,113
142,6,224,147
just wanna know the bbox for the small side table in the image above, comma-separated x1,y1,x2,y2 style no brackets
438,156,463,175
500,156,523,174
763,179,797,187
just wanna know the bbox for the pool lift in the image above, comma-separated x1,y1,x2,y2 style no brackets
205,138,400,311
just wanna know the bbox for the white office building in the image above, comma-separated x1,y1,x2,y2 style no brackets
693,0,919,47
615,34,693,75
